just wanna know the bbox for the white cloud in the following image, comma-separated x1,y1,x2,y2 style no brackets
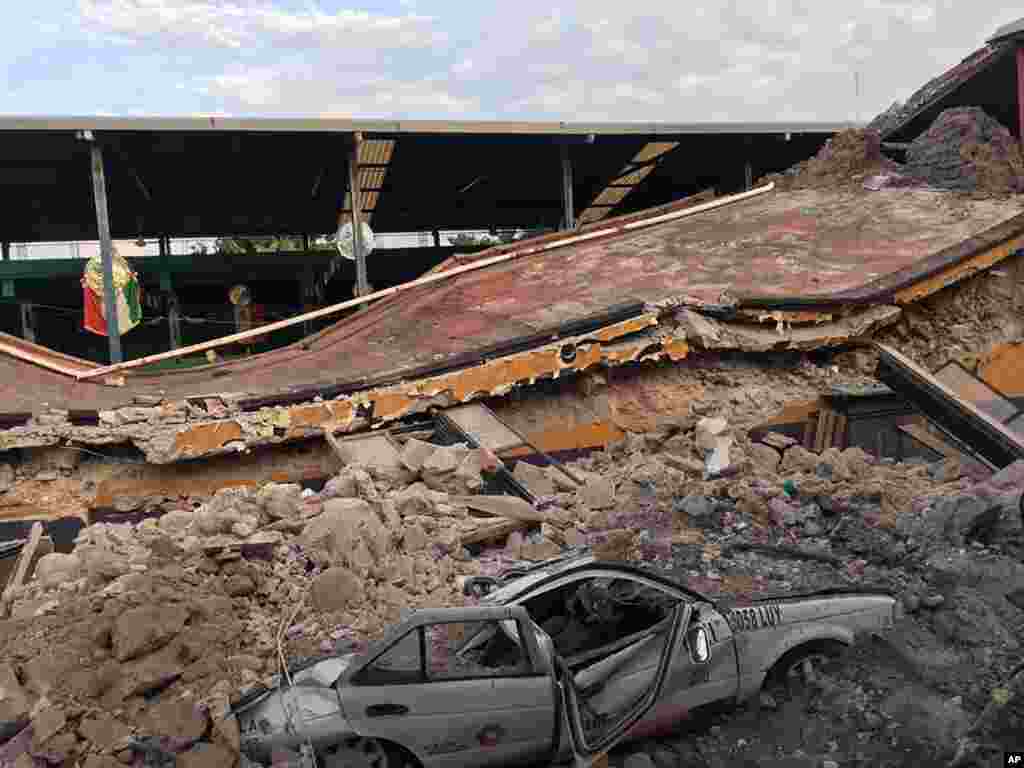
77,0,441,49
67,0,1018,123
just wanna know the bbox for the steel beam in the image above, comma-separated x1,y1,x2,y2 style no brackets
347,133,370,303
1018,45,1024,141
560,143,575,230
20,303,34,344
89,142,122,363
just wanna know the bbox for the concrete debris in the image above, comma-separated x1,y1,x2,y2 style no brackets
512,460,556,497
1,352,1023,766
906,107,1024,195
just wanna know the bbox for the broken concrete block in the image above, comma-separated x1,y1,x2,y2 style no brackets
520,538,561,561
30,706,66,749
421,444,470,490
394,483,436,517
112,604,189,662
402,523,430,553
158,509,196,535
311,567,361,613
749,443,781,473
33,553,82,588
256,483,303,520
760,432,797,450
576,476,616,510
514,461,556,497
400,438,437,473
453,450,487,494
456,495,546,523
779,445,819,474
0,664,32,740
546,465,579,493
695,417,729,451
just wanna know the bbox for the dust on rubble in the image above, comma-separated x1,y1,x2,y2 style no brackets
760,128,901,191
1,369,1023,766
761,107,1024,201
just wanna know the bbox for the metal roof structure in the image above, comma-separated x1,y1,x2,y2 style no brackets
987,17,1024,45
873,19,1024,142
0,116,849,242
1,184,1022,416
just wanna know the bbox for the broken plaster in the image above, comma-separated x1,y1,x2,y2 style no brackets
2,303,901,464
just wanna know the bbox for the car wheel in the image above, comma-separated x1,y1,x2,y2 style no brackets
322,735,390,768
766,641,847,700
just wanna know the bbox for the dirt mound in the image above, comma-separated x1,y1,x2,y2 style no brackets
905,107,1024,196
760,129,897,190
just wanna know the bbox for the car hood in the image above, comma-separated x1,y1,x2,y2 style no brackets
232,653,357,717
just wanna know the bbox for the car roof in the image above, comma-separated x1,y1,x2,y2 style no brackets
482,554,709,605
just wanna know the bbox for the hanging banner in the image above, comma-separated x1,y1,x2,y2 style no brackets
82,248,142,337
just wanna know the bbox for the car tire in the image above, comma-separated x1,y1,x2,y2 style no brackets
764,640,848,700
321,735,391,768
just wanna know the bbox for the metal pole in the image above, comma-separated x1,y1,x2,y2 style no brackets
20,303,35,344
89,142,122,363
347,133,370,305
560,143,575,230
432,229,441,248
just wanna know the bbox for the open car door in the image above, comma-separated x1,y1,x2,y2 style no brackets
554,602,690,768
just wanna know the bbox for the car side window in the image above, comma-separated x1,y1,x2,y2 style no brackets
354,630,423,685
426,620,531,680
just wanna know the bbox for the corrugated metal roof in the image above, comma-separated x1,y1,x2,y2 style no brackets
0,115,858,136
1,187,1021,412
988,17,1024,44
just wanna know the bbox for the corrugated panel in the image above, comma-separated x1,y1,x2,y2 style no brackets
577,141,679,224
633,142,679,164
359,168,386,190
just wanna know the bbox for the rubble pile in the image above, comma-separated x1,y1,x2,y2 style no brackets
872,246,1024,371
759,129,900,191
905,107,1024,196
0,392,1021,766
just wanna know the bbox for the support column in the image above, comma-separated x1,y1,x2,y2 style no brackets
20,303,35,344
560,143,575,230
159,236,179,350
1018,45,1024,141
432,229,441,248
88,141,122,364
347,132,370,305
743,136,754,191
1,242,9,261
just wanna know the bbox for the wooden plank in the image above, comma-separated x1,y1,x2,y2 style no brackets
452,495,548,524
834,413,848,450
444,404,524,454
75,183,776,381
1,522,42,616
898,420,971,461
459,518,526,547
802,413,816,450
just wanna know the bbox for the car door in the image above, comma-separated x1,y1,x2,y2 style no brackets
342,606,557,768
629,601,739,740
558,601,689,768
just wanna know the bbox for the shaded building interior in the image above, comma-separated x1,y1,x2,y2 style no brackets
0,120,839,363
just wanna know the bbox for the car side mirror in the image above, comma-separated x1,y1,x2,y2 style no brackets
687,626,711,665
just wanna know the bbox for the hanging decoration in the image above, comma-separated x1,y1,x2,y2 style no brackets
82,248,142,336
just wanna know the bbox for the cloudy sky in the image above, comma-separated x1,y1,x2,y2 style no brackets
2,1,1020,122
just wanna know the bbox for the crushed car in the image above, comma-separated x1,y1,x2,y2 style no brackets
234,555,902,768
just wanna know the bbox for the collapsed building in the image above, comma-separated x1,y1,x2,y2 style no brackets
3,16,1024,768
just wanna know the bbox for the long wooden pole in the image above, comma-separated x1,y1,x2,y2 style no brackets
74,182,774,381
